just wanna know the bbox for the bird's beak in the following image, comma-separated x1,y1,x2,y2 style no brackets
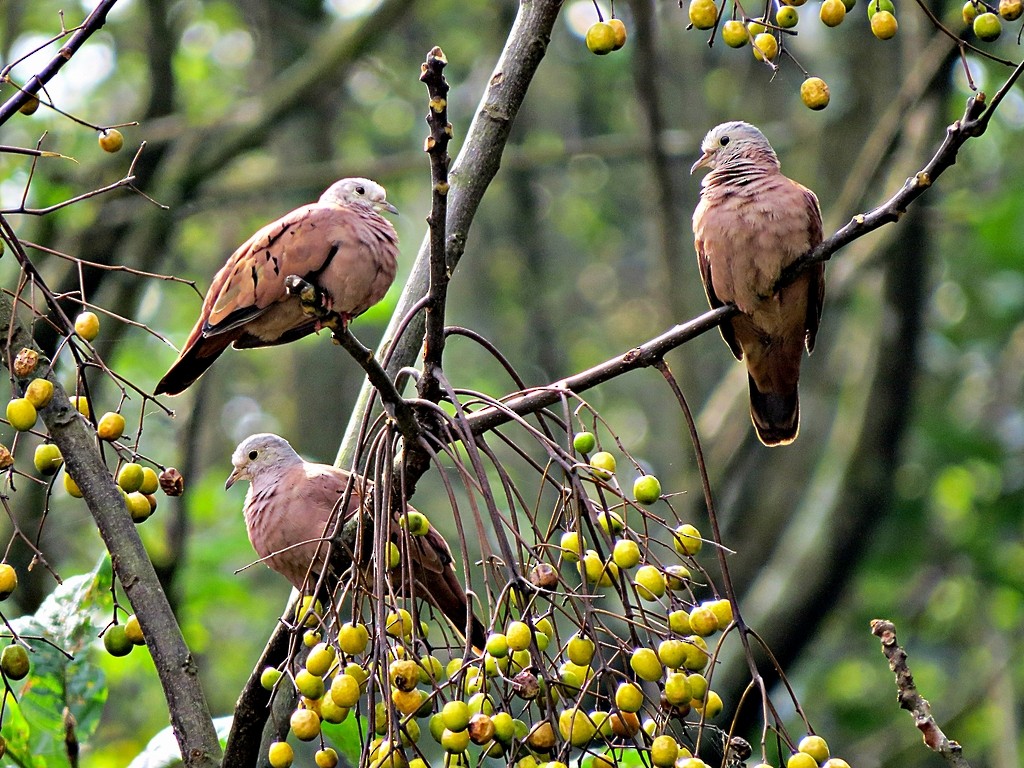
225,467,242,491
378,201,399,216
690,149,714,175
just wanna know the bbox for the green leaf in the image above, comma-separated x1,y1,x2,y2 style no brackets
1,555,113,768
322,713,366,765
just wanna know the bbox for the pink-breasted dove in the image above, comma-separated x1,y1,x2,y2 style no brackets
691,122,825,446
226,433,485,648
155,178,399,396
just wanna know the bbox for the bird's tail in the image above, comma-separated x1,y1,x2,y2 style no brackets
747,373,800,446
154,334,234,395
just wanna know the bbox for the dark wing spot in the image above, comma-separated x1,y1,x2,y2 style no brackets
270,255,280,275
250,263,259,290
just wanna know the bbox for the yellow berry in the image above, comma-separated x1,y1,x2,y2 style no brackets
338,621,369,654
657,638,688,669
963,0,979,23
441,727,471,753
612,538,641,569
608,18,628,49
102,626,132,657
801,77,831,110
974,11,1002,39
24,379,53,409
63,471,83,498
753,32,778,60
307,643,336,677
315,748,340,768
673,523,703,556
1000,0,1022,18
708,598,734,627
634,565,667,600
506,620,532,652
585,22,617,55
688,605,720,636
290,707,321,741
260,666,282,690
697,689,723,717
688,0,719,29
633,474,662,504
400,510,430,536
787,752,818,768
777,6,800,26
589,451,616,479
295,669,325,699
442,699,471,731
125,614,145,645
118,463,145,493
98,129,124,153
822,760,853,768
0,564,17,600
295,596,323,627
566,633,596,666
799,735,830,763
331,673,362,707
559,531,584,562
6,398,37,432
69,396,90,418
871,9,899,37
97,412,126,441
558,707,597,747
267,741,294,768
629,646,663,681
664,671,692,706
139,466,159,494
651,734,679,767
74,311,100,341
819,0,846,26
722,19,749,46
385,608,413,638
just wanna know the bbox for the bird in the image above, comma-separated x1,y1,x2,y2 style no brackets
691,121,825,446
155,178,399,396
226,433,486,649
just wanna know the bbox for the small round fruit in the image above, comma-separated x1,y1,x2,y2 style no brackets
385,608,413,638
688,673,709,700
315,748,340,768
442,699,471,731
819,0,846,26
633,474,662,504
609,711,640,738
683,636,710,671
139,467,159,495
664,671,692,706
668,609,691,634
468,712,496,744
651,734,679,767
307,643,336,677
658,638,688,669
97,412,126,441
390,658,421,692
7,398,37,431
441,727,471,753
597,510,624,535
707,598,734,627
722,19,749,47
1000,0,1023,18
629,647,663,681
586,22,617,55
697,689,723,717
974,11,1002,39
486,632,509,658
963,0,979,23
103,626,132,658
689,0,719,29
822,760,853,768
338,621,369,654
589,451,616,479
290,707,321,741
608,18,628,49
321,694,349,724
34,444,63,475
126,492,153,523
665,565,691,591
787,752,818,768
747,20,767,34
1,644,29,679
331,673,362,707
0,565,16,600
526,721,556,752
63,472,83,498
752,33,779,61
801,77,830,110
866,0,895,16
688,605,720,636
24,379,53,409
401,510,430,536
506,620,532,652
573,431,597,453
615,681,644,712
74,311,100,341
267,741,294,768
117,463,145,493
634,565,666,600
558,707,597,747
295,669,325,699
98,129,124,153
567,633,596,666
559,531,584,562
871,9,898,37
673,523,703,556
776,6,800,26
125,614,145,645
798,735,830,763
260,666,282,690
613,538,641,569
295,597,323,627
19,95,40,115
69,396,90,418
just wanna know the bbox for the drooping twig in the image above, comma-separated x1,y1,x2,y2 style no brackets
871,619,972,768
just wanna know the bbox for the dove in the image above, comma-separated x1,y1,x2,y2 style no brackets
155,178,399,396
691,121,825,446
226,433,485,649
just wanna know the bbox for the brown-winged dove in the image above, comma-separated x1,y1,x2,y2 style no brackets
155,178,399,396
691,121,825,446
226,433,485,648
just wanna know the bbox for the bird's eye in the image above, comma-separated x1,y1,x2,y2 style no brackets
719,136,730,146
248,450,258,460
355,186,365,195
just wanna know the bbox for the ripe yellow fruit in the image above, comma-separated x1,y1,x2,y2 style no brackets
392,687,424,716
963,0,979,23
441,727,471,753
609,710,640,738
63,472,83,498
102,625,132,657
612,538,641,569
707,598,734,627
24,379,53,409
125,614,145,645
615,681,644,712
585,22,617,55
632,474,662,504
597,510,624,535
338,621,369,654
1,644,29,679
331,673,362,707
799,735,830,762
819,0,846,26
307,643,336,677
315,748,340,768
608,18,628,49
589,451,616,479
525,720,556,752
822,760,853,768
558,708,596,747
1000,0,1023,18
295,596,323,627
559,531,584,562
139,467,159,495
664,672,692,706
777,6,800,27
97,412,126,441
74,311,100,341
442,700,471,731
651,734,680,767
260,667,281,690
688,0,719,29
567,633,596,666
673,523,703,556
657,638,688,669
69,396,90,418
320,693,349,724
6,398,37,432
629,647,663,681
721,19,749,47
506,620,532,651
401,510,430,535
787,752,818,768
385,608,413,637
871,9,899,37
682,636,710,671
267,741,294,768
696,689,723,717
98,129,124,153
688,605,720,636
290,707,321,741
33,444,62,475
0,565,17,600
118,463,145,493
752,32,778,61
634,565,667,600
295,669,325,699
974,11,1002,39
801,77,830,110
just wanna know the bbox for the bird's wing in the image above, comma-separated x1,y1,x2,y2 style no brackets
201,203,349,336
799,184,826,353
695,236,742,360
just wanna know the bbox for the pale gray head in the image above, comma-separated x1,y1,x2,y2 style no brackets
690,121,779,174
320,177,399,215
225,433,302,490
